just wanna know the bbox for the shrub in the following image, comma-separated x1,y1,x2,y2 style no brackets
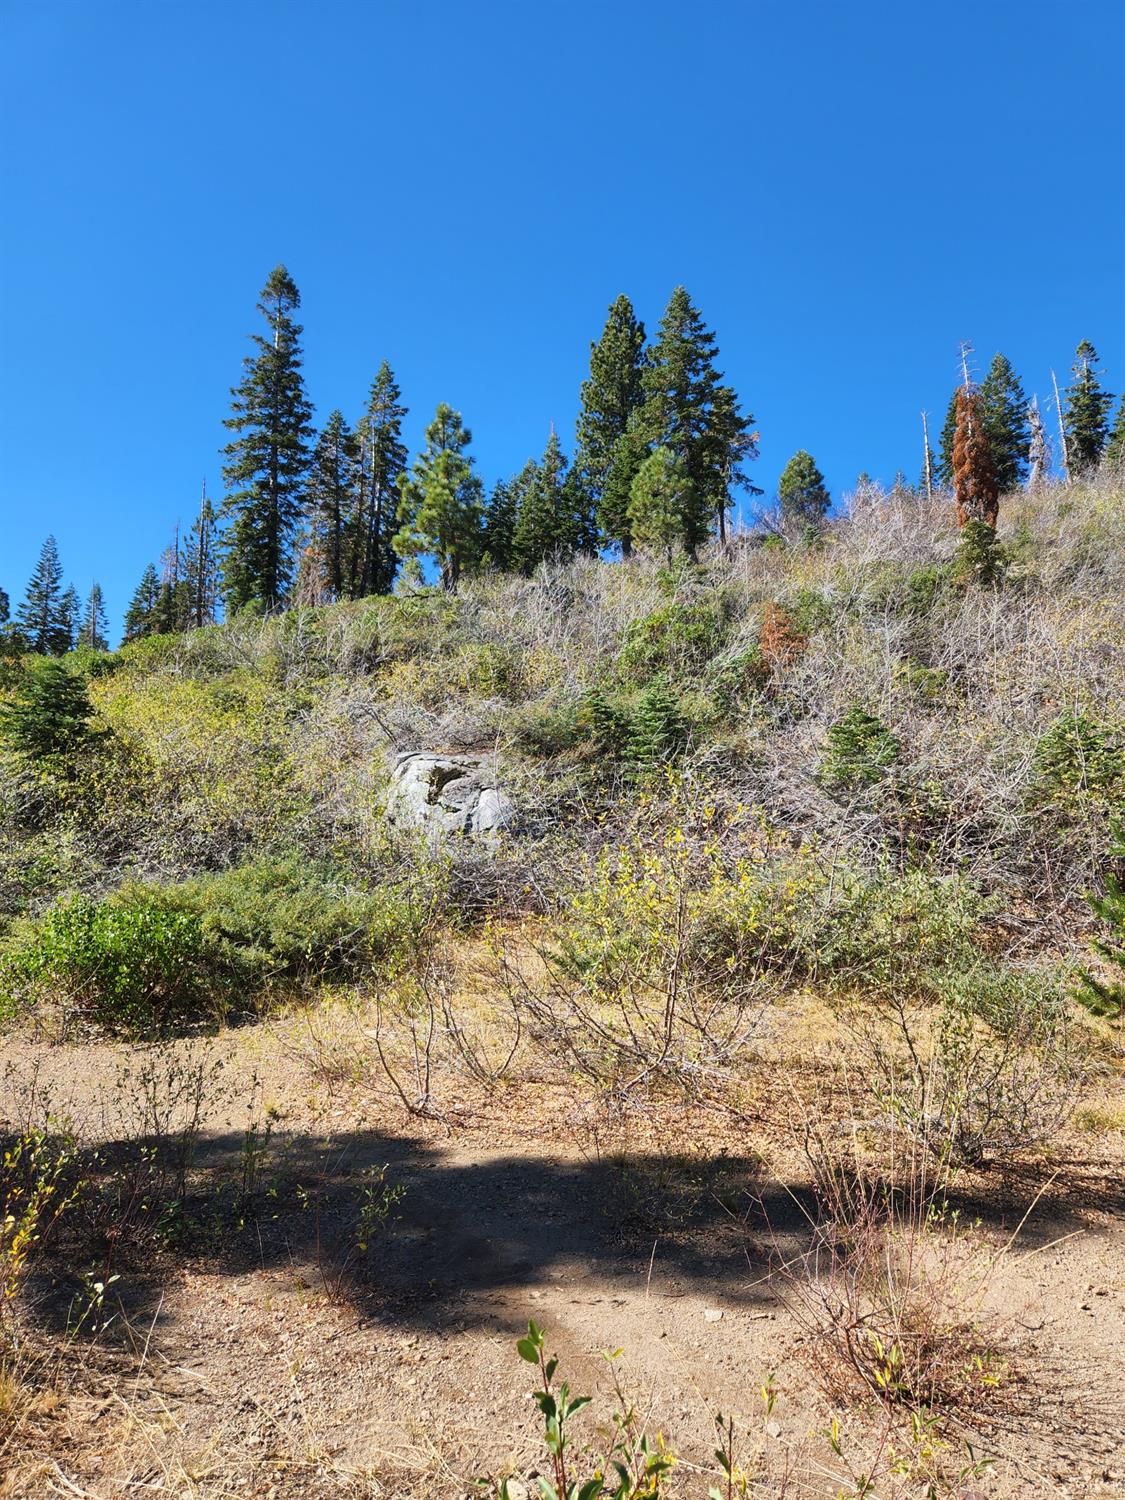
904,562,953,614
758,601,806,671
820,704,900,792
617,601,726,684
0,893,218,1037
951,521,1005,588
1075,818,1125,1028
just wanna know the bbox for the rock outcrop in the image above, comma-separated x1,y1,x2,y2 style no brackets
386,752,515,839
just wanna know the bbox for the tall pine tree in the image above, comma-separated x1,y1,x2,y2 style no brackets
482,479,518,571
778,451,830,526
221,266,314,612
512,430,574,574
628,446,691,564
980,353,1030,492
394,404,482,591
123,564,161,642
16,536,70,655
576,294,647,555
1106,394,1125,473
1063,340,1114,475
78,582,109,652
185,487,219,628
937,390,959,488
640,287,755,556
306,410,356,601
350,361,407,597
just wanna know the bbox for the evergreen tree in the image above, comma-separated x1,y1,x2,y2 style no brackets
0,588,8,624
78,582,109,652
59,586,79,652
1064,341,1114,475
1105,394,1125,473
184,489,219,628
576,294,647,554
512,430,574,574
980,353,1030,492
640,287,754,555
0,658,92,760
936,390,959,488
482,479,517,571
306,410,356,600
599,422,649,558
627,446,691,563
221,265,314,612
394,403,482,591
710,384,761,542
123,564,161,642
778,450,830,526
16,536,70,655
350,361,407,597
1027,397,1051,486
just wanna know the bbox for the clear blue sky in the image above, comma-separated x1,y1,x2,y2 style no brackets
2,0,1123,637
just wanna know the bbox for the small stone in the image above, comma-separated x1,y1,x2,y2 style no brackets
703,1308,724,1322
765,1419,782,1439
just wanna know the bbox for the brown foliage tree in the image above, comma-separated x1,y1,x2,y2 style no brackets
952,386,999,528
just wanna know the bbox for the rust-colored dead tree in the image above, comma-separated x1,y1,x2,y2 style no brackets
952,384,999,528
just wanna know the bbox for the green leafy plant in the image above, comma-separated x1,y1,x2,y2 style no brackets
1075,819,1125,1029
618,602,726,685
821,705,900,792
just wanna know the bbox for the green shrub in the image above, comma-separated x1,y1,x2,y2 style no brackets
0,893,218,1037
575,686,630,756
1075,819,1125,1026
788,586,834,634
617,602,726,684
904,562,953,614
820,705,900,792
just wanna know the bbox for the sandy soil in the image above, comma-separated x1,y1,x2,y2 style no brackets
2,1005,1123,1499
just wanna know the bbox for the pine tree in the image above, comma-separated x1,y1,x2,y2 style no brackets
0,588,8,628
59,587,80,652
221,265,314,612
1106,395,1125,473
350,361,407,597
16,536,70,655
980,353,1030,492
123,564,161,642
512,430,574,574
78,582,109,652
778,451,830,526
710,384,761,543
1027,397,1051,486
0,658,92,760
394,403,482,591
481,479,517,571
184,488,219,628
627,446,691,563
576,294,647,555
1064,341,1115,475
640,287,754,555
952,384,999,528
306,410,356,601
936,390,959,488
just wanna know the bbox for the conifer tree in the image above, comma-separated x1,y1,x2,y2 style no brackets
952,384,999,528
710,384,761,543
627,446,691,563
185,489,219,628
980,353,1030,492
59,586,80,652
306,410,356,601
221,265,314,612
482,479,518,571
640,287,755,555
777,451,830,526
123,564,161,642
394,403,482,591
1063,341,1114,475
16,536,70,655
576,294,647,555
1105,394,1125,473
512,430,574,574
1027,397,1051,486
351,361,407,597
0,588,8,626
937,390,959,488
78,582,109,652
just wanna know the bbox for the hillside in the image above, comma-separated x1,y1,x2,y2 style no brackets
1,475,1124,1498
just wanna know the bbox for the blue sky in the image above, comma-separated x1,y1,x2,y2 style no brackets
2,0,1123,637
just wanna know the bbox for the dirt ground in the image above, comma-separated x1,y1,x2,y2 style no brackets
2,997,1124,1500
